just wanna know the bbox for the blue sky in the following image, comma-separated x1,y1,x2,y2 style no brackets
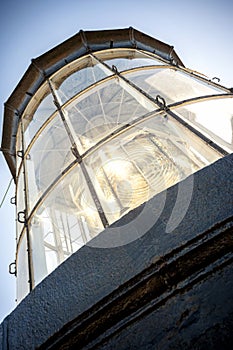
0,0,232,322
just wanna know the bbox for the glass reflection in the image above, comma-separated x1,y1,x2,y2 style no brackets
25,114,75,212
51,55,112,104
16,233,29,302
96,48,166,72
65,78,151,153
29,164,104,285
174,97,233,152
23,93,55,149
125,68,226,105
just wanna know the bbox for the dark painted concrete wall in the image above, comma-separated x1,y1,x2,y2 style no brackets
98,262,233,350
0,154,233,349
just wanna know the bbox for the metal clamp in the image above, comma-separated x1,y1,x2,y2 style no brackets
17,210,26,224
10,196,16,205
17,150,24,158
212,77,220,83
156,95,167,110
9,261,17,276
71,146,82,163
112,65,119,74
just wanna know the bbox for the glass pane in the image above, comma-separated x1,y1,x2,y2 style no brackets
16,170,25,240
84,111,221,226
29,164,104,286
25,113,75,212
51,55,112,104
23,85,56,149
16,232,29,302
174,97,233,153
64,78,152,154
125,68,227,105
96,48,166,72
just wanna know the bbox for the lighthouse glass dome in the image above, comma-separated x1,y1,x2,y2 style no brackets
3,29,232,302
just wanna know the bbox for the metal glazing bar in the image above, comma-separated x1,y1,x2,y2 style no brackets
120,64,172,73
47,79,77,148
79,161,109,228
47,78,109,228
168,93,233,109
19,121,34,291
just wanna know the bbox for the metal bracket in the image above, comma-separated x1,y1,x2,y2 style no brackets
17,210,26,224
9,261,17,276
71,146,82,163
156,95,168,110
17,150,24,158
212,77,220,83
112,65,119,74
10,196,16,205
